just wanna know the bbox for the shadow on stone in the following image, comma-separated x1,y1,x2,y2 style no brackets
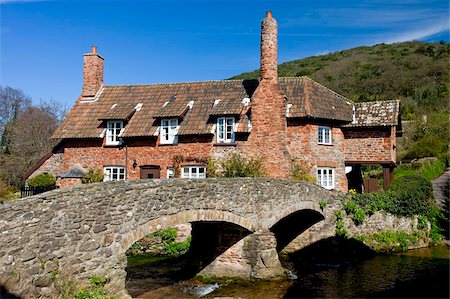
0,285,21,299
270,209,325,252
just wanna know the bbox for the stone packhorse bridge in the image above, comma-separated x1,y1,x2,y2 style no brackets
1,178,419,298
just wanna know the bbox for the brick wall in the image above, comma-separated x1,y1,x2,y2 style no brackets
61,135,213,183
82,47,104,98
343,127,396,164
239,12,292,178
287,120,348,192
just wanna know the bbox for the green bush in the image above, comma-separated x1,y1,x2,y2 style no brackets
81,168,104,184
27,173,56,188
291,162,316,182
74,276,115,299
221,153,264,178
387,175,434,217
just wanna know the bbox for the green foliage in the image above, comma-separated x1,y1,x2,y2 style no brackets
74,276,116,299
138,228,192,257
335,209,349,238
353,208,366,225
154,228,177,242
27,173,56,188
212,153,264,178
81,168,104,184
164,236,191,256
358,230,422,253
319,200,327,210
206,158,220,178
291,162,316,182
387,175,434,217
55,275,115,299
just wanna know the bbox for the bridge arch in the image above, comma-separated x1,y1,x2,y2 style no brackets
119,209,255,255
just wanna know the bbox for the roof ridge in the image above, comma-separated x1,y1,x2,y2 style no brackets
301,76,354,104
104,79,252,88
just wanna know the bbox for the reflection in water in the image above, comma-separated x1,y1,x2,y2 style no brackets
126,241,450,299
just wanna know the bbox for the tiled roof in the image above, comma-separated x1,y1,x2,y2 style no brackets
210,98,249,116
346,100,400,127
280,77,353,121
98,102,136,120
53,78,396,140
153,96,190,118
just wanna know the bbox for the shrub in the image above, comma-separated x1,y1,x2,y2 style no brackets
387,175,434,217
81,168,104,184
27,173,56,188
291,162,316,182
221,153,264,177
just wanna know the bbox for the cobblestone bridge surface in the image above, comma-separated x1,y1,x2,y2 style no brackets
0,178,337,298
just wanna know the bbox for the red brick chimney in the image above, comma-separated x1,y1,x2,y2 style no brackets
82,46,104,98
260,11,278,82
241,12,292,178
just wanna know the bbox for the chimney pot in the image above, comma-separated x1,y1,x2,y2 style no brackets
92,45,97,54
266,11,272,19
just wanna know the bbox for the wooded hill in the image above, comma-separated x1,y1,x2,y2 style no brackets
231,41,450,160
232,41,449,115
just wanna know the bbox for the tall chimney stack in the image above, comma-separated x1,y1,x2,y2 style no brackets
82,46,104,98
260,11,278,82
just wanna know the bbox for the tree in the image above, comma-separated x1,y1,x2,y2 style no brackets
0,86,65,188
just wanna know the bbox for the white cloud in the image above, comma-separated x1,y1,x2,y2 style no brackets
381,19,450,44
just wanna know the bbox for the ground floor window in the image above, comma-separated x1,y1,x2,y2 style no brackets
104,166,126,181
181,166,206,179
317,167,334,189
167,168,175,178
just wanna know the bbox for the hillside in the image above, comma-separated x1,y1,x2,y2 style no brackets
231,41,450,160
231,41,449,116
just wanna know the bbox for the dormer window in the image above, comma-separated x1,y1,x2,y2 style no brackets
106,121,124,145
318,126,331,145
217,117,235,143
161,119,178,144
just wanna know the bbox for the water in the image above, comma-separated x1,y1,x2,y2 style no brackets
126,244,450,298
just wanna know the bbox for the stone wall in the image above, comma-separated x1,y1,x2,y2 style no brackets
0,178,331,298
283,206,427,253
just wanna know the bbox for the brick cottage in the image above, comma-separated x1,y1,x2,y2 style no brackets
25,12,401,192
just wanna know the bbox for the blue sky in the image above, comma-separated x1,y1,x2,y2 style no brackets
1,0,449,106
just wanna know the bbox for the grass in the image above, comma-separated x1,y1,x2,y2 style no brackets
395,159,445,181
127,254,170,267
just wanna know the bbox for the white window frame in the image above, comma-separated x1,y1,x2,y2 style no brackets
181,166,206,179
318,126,332,145
103,166,126,182
106,121,124,146
167,168,175,179
160,119,179,145
317,167,334,190
217,117,235,143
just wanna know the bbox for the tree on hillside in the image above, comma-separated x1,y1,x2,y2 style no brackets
0,86,65,188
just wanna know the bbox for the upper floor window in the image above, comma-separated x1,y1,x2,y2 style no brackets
161,119,178,144
106,121,124,145
182,165,206,179
317,167,334,190
318,126,331,145
104,166,125,181
217,117,235,143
